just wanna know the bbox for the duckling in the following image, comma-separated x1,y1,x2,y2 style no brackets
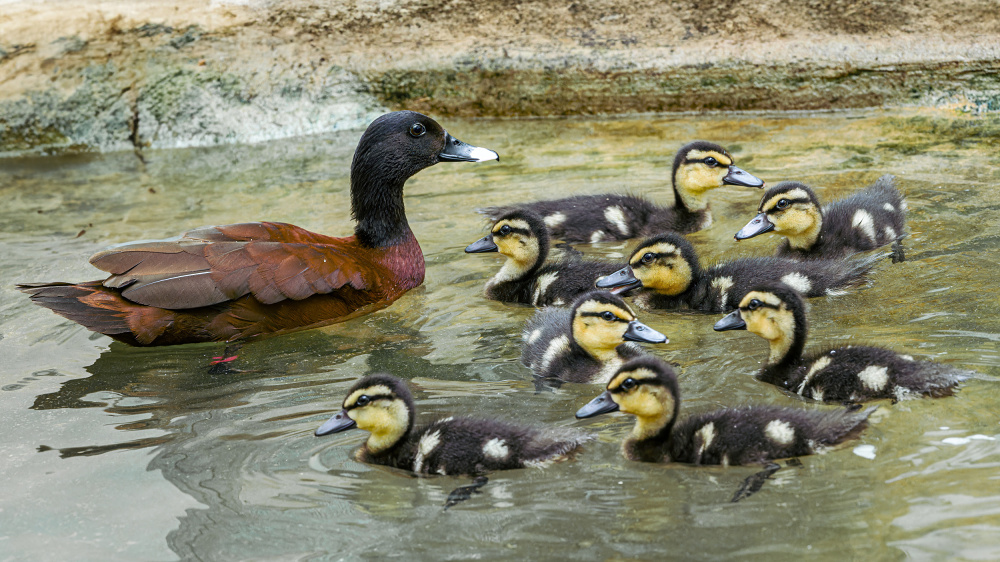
521,290,668,384
713,284,974,402
735,176,906,260
315,373,590,476
576,356,874,465
480,141,764,244
595,232,878,313
464,209,623,306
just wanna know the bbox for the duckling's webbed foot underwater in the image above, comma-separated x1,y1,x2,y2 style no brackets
730,462,782,503
443,476,489,510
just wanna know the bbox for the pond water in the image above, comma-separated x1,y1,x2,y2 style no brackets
1,110,999,561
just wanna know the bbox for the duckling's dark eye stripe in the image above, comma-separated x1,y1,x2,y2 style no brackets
494,227,531,236
740,302,780,311
610,379,651,393
580,312,627,322
768,198,811,210
346,394,392,408
633,251,673,262
684,157,730,165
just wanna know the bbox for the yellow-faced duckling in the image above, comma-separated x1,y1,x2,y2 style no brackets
714,284,974,402
522,290,668,384
735,176,906,260
576,356,874,465
595,232,878,313
480,141,764,244
315,373,591,475
465,209,622,306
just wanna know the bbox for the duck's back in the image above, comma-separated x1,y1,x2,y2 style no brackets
531,259,623,306
786,346,972,402
666,405,873,465
372,418,590,475
684,254,878,312
482,194,692,243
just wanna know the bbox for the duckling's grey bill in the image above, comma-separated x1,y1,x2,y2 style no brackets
576,390,620,418
624,320,668,344
315,410,357,436
734,212,775,240
438,133,500,162
464,234,498,253
723,166,765,188
713,310,747,331
595,266,642,294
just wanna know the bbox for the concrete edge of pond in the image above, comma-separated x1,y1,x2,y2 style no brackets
1,0,999,158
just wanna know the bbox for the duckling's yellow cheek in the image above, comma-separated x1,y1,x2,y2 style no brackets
678,166,727,194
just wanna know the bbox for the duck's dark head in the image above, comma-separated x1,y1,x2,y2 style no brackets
351,111,498,247
570,290,668,362
465,209,550,274
672,141,764,211
597,233,699,296
735,182,823,249
576,356,680,439
315,373,416,454
714,283,807,365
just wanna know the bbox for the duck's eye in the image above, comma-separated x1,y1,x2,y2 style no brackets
776,199,791,210
641,252,655,264
408,123,427,137
497,224,512,236
703,157,719,167
355,395,371,407
746,299,762,311
620,378,637,391
601,310,616,321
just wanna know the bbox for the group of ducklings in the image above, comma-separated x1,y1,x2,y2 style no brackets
315,140,977,483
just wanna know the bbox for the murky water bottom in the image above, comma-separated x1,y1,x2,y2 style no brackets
1,110,999,560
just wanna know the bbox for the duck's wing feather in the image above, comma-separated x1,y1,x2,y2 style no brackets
89,222,376,309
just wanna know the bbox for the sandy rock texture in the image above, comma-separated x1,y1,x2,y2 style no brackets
1,0,998,156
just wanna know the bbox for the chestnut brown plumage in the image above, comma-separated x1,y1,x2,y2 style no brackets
18,111,498,345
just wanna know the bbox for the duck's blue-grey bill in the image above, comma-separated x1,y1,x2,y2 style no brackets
438,133,500,163
624,320,668,344
734,212,775,240
465,235,498,253
315,410,357,436
713,310,747,332
723,165,765,188
576,391,620,419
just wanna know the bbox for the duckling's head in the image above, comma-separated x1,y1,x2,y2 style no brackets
735,182,823,249
596,233,699,296
570,290,668,361
465,210,550,283
576,356,680,438
713,283,807,364
315,373,415,454
672,141,764,210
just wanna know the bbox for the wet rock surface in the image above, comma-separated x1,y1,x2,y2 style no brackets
1,0,998,156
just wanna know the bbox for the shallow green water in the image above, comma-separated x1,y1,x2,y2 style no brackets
1,110,999,561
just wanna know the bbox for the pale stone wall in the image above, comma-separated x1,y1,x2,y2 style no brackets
1,0,998,156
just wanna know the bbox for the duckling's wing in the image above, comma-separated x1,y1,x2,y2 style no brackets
90,222,376,309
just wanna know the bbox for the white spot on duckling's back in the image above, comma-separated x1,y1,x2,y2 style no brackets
798,355,832,395
483,438,510,460
696,422,716,455
852,209,877,242
781,272,813,294
590,230,606,244
710,276,735,308
413,430,442,473
533,272,559,304
883,203,895,212
604,206,630,236
765,419,796,445
884,226,897,240
858,365,889,391
526,329,542,345
544,213,567,228
538,335,570,373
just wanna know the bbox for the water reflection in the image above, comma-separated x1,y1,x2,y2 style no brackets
2,110,999,560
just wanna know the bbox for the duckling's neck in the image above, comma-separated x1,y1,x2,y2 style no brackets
351,164,412,248
785,217,823,250
673,172,711,213
491,256,543,286
764,320,806,368
624,413,674,462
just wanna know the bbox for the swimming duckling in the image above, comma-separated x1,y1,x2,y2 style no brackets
522,290,668,384
595,232,878,313
576,357,873,464
735,176,906,260
465,209,623,306
713,284,973,402
315,373,590,475
480,141,764,244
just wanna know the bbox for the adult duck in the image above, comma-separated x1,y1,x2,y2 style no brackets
480,141,764,243
19,111,499,346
